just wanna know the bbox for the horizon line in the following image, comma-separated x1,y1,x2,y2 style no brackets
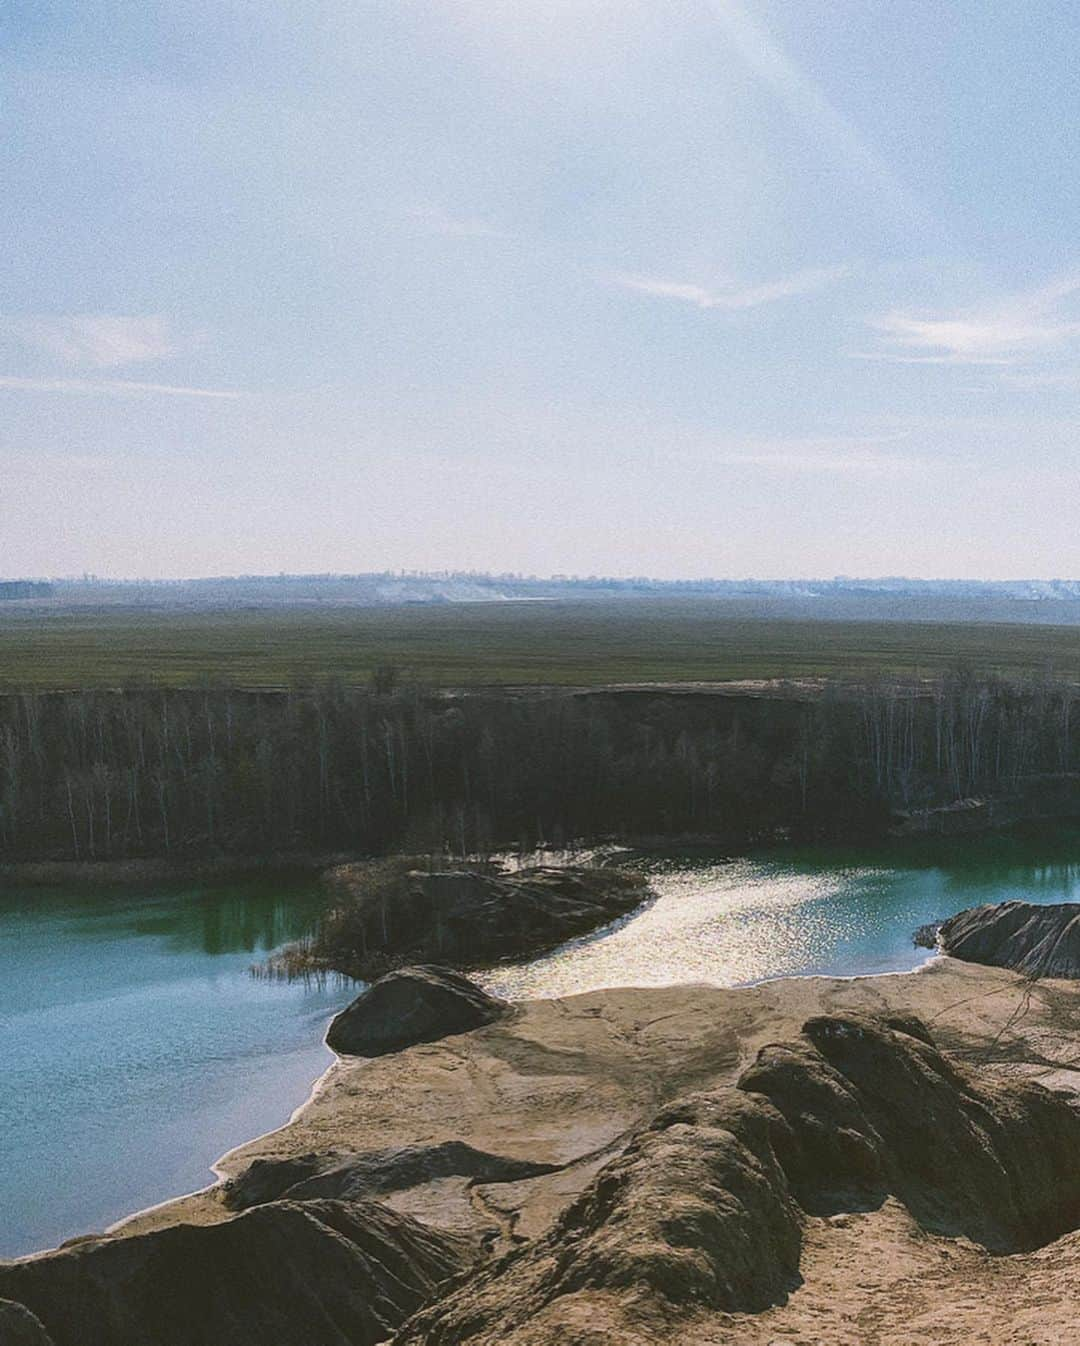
8,571,1080,588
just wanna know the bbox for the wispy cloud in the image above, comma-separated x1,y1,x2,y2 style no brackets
612,265,847,311
860,270,1080,365
2,314,178,368
408,207,507,239
0,376,242,400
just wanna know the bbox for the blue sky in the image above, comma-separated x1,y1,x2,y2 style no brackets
5,0,1080,579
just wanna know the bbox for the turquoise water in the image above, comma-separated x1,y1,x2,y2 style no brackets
479,831,1080,999
0,878,351,1259
6,833,1080,1260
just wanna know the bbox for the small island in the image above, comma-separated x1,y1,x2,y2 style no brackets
276,860,653,984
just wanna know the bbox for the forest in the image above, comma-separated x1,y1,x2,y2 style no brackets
1,670,1078,863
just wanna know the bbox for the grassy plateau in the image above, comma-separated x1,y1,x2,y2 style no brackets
2,599,1080,690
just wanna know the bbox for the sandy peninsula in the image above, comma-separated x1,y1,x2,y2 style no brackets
102,952,1080,1344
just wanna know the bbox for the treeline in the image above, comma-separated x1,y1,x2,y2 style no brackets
0,581,52,601
0,672,1077,862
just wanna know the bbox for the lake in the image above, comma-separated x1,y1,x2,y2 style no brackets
0,876,350,1259
5,831,1080,1259
478,831,1080,997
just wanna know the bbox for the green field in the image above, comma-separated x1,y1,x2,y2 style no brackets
2,599,1079,690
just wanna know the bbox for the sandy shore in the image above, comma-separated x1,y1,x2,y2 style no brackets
115,956,1080,1233
94,956,1080,1341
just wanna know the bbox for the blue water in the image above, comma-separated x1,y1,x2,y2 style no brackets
480,831,1080,998
0,878,351,1258
7,832,1080,1260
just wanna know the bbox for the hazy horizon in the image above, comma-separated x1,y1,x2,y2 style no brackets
7,3,1080,578
15,569,1080,588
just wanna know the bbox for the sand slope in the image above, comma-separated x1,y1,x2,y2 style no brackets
111,958,1080,1342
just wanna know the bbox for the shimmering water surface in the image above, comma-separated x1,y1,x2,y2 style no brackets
479,832,1080,999
0,878,350,1259
6,833,1080,1261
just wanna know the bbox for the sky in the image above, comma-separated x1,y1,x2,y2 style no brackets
5,1,1080,580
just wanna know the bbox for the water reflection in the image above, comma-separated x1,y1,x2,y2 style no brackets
0,877,327,958
0,875,349,1258
478,829,1080,1000
130,884,327,955
8,831,1080,1256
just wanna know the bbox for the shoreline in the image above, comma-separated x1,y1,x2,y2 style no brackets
56,956,949,1257
9,1022,349,1266
10,957,944,1264
10,958,1080,1344
99,952,1080,1248
6,816,1080,891
101,1023,349,1245
9,822,1080,1265
0,850,356,888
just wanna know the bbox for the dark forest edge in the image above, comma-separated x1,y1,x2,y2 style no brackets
0,851,352,888
4,671,1080,868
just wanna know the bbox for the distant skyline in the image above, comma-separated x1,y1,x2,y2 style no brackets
22,571,1080,590
6,2,1080,578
